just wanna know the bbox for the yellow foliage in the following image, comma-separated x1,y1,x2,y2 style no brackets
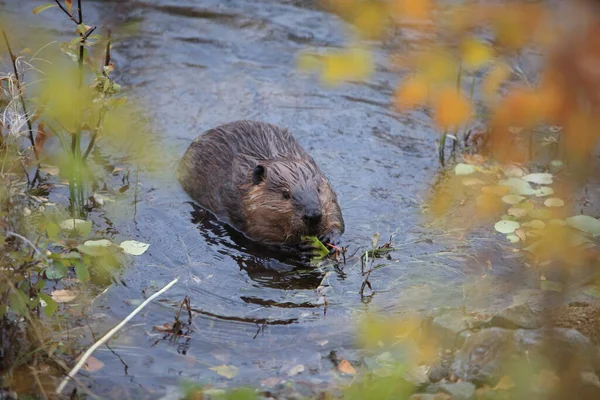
433,88,472,131
461,38,494,70
393,75,428,111
415,51,456,83
321,47,373,86
295,51,321,73
351,1,388,39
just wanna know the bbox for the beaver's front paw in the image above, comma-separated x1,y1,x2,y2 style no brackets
299,236,329,262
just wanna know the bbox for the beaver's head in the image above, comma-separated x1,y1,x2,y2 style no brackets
240,159,343,246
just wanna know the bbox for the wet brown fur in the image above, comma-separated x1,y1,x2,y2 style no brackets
177,120,344,247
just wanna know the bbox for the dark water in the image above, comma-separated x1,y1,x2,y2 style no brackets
3,0,524,398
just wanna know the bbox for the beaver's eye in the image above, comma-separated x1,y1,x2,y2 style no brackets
282,190,291,200
317,187,321,194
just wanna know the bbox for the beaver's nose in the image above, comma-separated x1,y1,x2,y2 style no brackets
303,210,323,227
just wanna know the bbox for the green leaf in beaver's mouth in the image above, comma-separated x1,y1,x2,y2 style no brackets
301,235,330,262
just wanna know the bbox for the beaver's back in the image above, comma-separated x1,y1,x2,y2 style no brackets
177,120,316,225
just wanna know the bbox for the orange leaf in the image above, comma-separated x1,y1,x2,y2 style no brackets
34,122,53,158
83,356,104,372
394,0,432,20
338,360,357,375
394,76,428,110
65,0,73,14
433,88,473,131
483,62,511,99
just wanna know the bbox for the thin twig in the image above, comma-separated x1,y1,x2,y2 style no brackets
52,0,78,23
6,231,48,262
2,31,39,163
55,277,180,395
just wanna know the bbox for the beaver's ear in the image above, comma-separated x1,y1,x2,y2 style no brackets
252,165,266,185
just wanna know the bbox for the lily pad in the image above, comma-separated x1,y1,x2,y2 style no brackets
566,215,600,236
498,178,538,196
455,163,476,175
544,197,564,207
522,173,553,185
502,195,525,205
494,220,520,234
120,240,150,256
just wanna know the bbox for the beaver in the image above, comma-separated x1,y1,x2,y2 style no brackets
177,120,344,258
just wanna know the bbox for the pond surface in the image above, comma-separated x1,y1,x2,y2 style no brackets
4,0,528,398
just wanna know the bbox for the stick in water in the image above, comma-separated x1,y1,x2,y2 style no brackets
55,277,180,394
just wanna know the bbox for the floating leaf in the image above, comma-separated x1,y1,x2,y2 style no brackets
83,356,104,373
544,197,564,207
498,178,537,195
59,218,89,231
78,240,118,257
338,360,357,375
210,365,238,379
503,165,525,178
506,234,520,243
286,364,305,376
522,173,553,185
508,207,528,218
33,4,58,14
454,163,476,175
550,160,563,168
39,293,58,317
119,240,150,256
566,215,600,236
502,195,525,205
84,239,113,247
51,289,77,303
535,187,554,197
494,220,520,234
